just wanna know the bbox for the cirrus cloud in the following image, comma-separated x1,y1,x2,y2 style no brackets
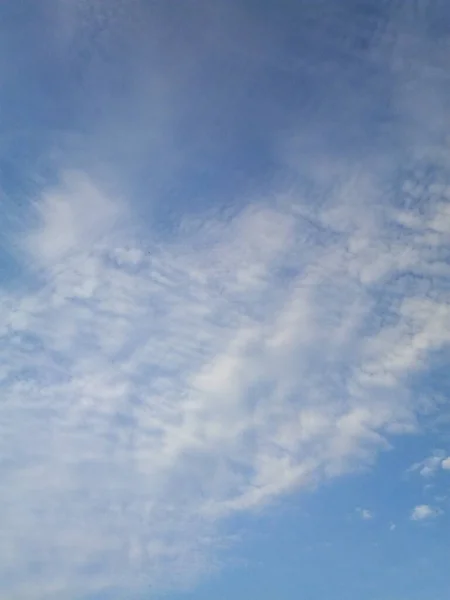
1,156,450,598
2,1,450,599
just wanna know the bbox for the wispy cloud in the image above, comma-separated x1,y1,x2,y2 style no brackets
408,451,447,478
2,2,450,599
1,152,449,597
357,508,374,521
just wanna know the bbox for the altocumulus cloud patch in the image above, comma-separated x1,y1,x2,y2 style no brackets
1,1,450,599
1,157,450,597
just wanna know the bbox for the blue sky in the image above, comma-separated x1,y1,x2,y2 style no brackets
1,1,450,599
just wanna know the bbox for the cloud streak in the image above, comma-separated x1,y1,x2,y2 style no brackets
1,1,450,599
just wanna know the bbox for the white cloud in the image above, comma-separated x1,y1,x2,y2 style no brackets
408,451,447,478
410,505,442,521
1,158,449,599
357,508,374,520
24,171,123,267
1,0,450,597
442,457,450,471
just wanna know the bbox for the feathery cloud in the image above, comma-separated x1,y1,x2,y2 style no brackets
2,1,450,598
1,156,449,597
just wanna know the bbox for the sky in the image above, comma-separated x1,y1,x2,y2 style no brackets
0,1,450,599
